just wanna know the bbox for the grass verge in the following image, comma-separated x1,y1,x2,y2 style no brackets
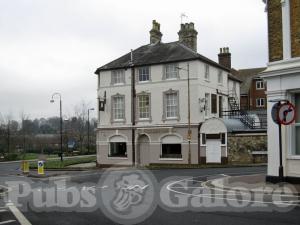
29,156,96,169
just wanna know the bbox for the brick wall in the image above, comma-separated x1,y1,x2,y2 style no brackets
268,0,283,62
228,134,267,164
290,0,300,57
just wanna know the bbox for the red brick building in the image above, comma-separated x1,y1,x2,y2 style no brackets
234,68,267,110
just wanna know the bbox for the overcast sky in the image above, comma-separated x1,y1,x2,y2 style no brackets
0,0,267,121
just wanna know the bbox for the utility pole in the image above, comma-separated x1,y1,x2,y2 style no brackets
130,50,136,167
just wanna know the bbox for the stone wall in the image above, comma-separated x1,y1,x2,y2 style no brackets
228,133,267,164
267,0,283,62
290,0,300,58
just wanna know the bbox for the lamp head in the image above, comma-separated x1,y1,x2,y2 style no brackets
90,108,95,111
50,99,55,103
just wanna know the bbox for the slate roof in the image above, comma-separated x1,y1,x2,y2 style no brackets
234,67,267,95
95,41,232,74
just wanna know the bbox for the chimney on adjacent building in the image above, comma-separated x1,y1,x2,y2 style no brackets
178,22,198,52
149,20,162,44
218,47,231,69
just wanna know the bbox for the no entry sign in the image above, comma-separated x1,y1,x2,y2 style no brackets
277,102,296,125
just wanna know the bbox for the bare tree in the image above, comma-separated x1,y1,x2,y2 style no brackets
73,100,90,153
19,111,29,158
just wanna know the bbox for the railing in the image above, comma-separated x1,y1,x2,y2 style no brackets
221,109,267,130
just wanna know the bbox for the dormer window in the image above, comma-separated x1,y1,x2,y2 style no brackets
111,70,125,85
138,67,150,82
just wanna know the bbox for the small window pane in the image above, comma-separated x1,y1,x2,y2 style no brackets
218,70,223,84
112,70,124,84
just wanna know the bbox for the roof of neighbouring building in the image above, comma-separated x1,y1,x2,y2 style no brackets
95,41,233,74
234,67,267,95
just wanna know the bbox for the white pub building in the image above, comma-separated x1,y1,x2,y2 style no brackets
94,20,241,166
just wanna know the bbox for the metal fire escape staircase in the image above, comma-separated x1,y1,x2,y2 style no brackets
227,91,256,129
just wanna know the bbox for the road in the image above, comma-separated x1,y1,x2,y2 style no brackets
1,166,300,225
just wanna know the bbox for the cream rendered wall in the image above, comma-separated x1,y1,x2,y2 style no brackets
97,60,234,128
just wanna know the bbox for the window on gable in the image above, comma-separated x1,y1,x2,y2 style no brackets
138,67,150,82
138,94,150,119
205,64,210,80
111,70,125,85
256,80,265,89
112,95,125,120
165,64,178,79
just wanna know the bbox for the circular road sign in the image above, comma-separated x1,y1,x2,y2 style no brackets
271,103,280,124
277,102,296,125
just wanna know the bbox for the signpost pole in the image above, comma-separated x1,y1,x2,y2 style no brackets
278,122,284,182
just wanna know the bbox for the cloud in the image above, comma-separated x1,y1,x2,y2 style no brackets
0,0,268,119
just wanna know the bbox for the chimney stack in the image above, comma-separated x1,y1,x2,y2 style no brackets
178,22,198,52
218,47,231,69
149,20,162,44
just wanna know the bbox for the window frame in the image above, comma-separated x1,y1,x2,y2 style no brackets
111,94,125,122
137,92,151,121
211,94,217,114
204,64,210,81
163,89,180,121
218,70,223,84
256,98,265,107
137,66,150,83
160,143,182,159
290,92,300,156
108,142,127,158
205,93,210,117
164,64,179,80
111,70,125,85
256,80,265,90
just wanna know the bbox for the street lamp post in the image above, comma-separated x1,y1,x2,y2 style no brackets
177,62,191,164
50,93,63,162
87,108,95,154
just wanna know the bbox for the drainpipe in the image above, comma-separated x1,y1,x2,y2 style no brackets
130,50,136,167
198,122,203,164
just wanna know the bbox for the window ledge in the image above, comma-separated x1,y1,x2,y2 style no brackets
159,158,183,161
107,157,128,159
204,79,210,82
287,155,300,160
112,83,125,86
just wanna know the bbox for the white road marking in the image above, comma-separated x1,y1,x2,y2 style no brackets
166,172,300,207
0,220,16,224
6,202,32,225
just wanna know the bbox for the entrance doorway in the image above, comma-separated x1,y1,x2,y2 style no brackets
206,139,221,163
137,134,150,166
